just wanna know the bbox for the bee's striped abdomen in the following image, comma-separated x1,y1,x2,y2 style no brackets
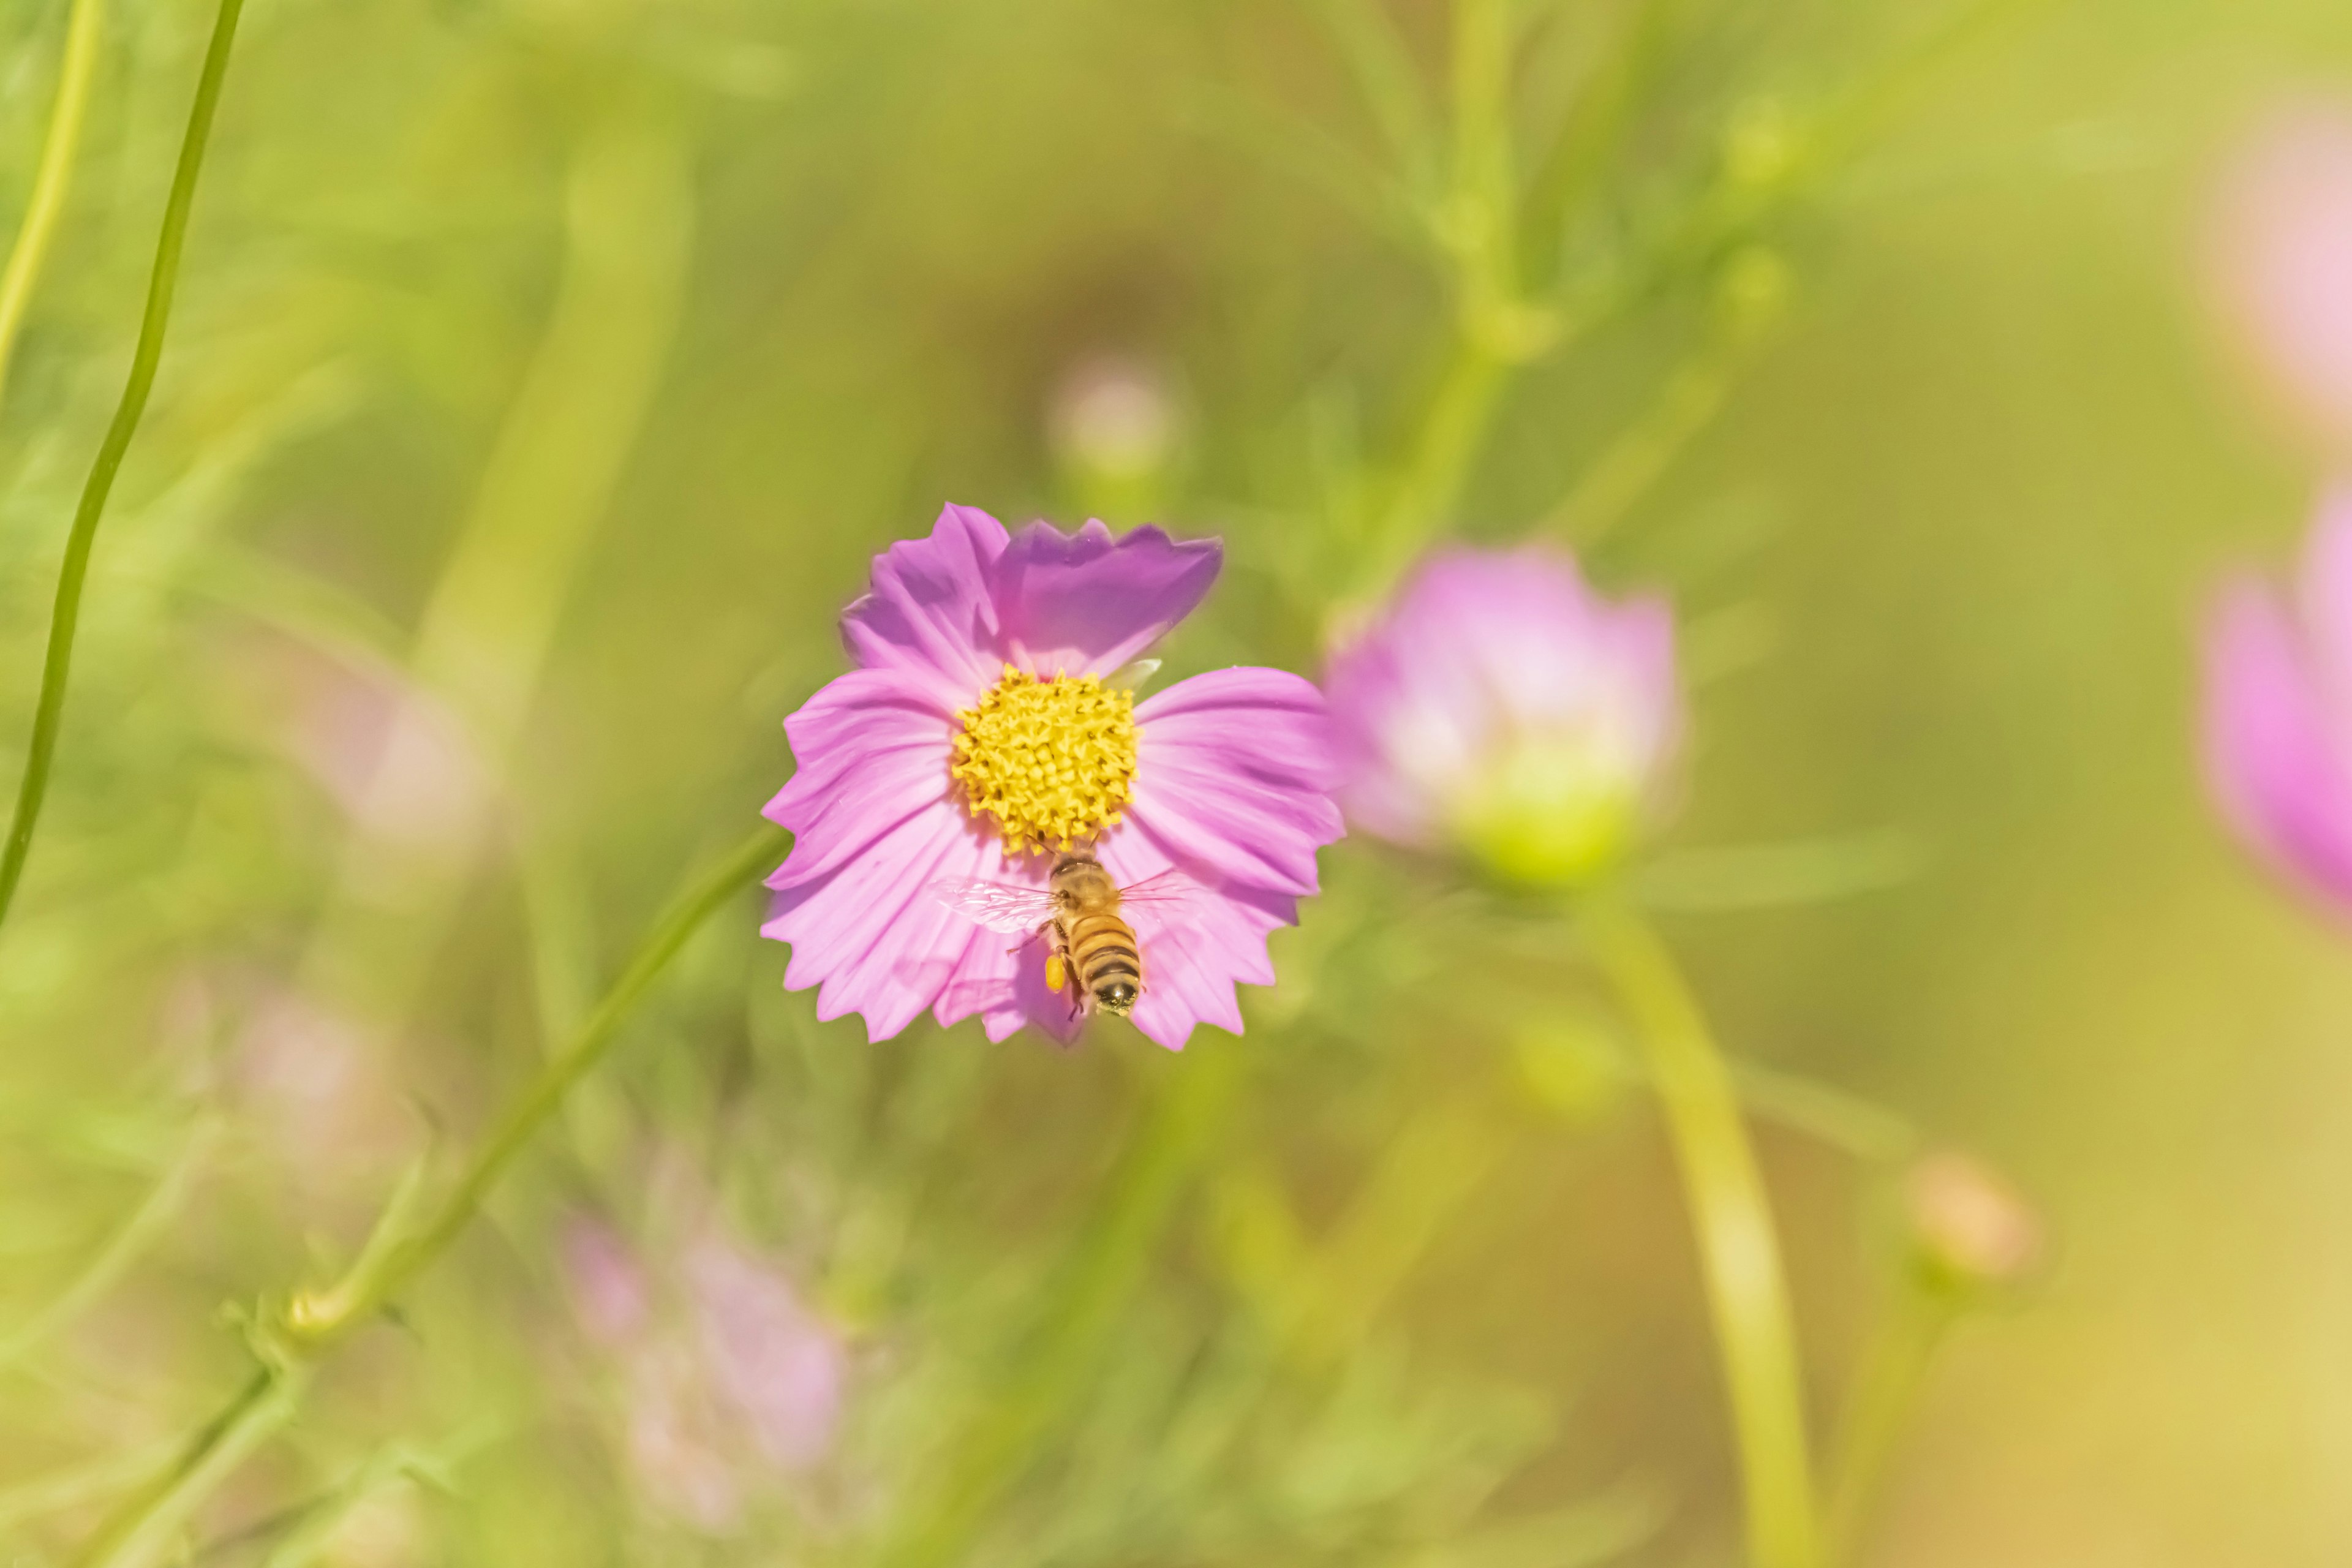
1066,910,1143,1014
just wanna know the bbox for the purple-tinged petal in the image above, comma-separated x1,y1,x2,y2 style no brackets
764,801,974,1042
840,505,1009,706
1128,668,1344,898
925,848,1085,1044
766,668,959,892
994,520,1222,677
1098,834,1295,1051
2203,578,2352,908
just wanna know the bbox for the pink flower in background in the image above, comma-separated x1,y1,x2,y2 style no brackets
2211,103,2352,450
561,1218,848,1534
685,1238,844,1472
762,503,1343,1049
1325,547,1681,886
2201,490,2352,910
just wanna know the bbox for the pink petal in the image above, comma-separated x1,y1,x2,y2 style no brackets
2203,578,2352,908
993,520,1223,678
765,668,959,892
764,801,976,1042
1099,829,1300,1052
925,846,1085,1045
1129,668,1344,897
840,505,1009,707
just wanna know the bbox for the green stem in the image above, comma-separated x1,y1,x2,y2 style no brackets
68,1367,307,1568
62,823,787,1567
878,1044,1245,1568
300,823,790,1334
0,1115,219,1369
1585,899,1819,1568
0,0,105,411
1822,1281,1957,1566
0,0,242,934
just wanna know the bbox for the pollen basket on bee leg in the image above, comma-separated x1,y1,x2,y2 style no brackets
950,666,1139,855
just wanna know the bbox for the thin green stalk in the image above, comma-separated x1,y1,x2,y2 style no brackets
0,0,242,934
0,1438,181,1532
0,0,105,410
1345,0,1528,612
1822,1283,1958,1566
69,1367,306,1568
295,102,692,1029
878,1044,1245,1568
64,823,786,1568
0,1115,219,1369
1584,898,1819,1568
298,823,790,1334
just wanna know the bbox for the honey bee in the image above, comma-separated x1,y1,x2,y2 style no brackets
927,853,1206,1021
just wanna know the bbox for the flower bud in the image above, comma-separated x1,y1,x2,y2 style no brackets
1905,1151,2042,1294
1047,355,1178,485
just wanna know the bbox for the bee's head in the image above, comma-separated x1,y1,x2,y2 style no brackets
1096,979,1139,1016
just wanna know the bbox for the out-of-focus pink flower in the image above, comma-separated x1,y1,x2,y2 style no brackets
233,991,412,1188
560,1215,849,1534
685,1238,844,1472
762,504,1343,1049
2202,490,2352,908
2211,102,2352,450
1324,547,1681,886
262,644,488,851
564,1219,652,1348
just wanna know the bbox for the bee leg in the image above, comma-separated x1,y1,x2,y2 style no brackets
1044,950,1066,995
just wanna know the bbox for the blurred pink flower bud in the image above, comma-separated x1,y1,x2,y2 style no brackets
233,991,412,1189
1047,355,1178,481
2210,102,2352,451
2201,491,2352,910
1906,1152,2041,1291
563,1219,652,1348
1324,547,1682,886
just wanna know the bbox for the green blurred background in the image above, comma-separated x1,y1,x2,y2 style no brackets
0,0,2345,1562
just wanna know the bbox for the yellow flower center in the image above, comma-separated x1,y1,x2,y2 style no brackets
951,665,1139,854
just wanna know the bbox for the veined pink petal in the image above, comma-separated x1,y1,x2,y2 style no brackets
2203,577,2352,908
1129,668,1343,897
927,847,1086,1044
764,801,973,1039
995,520,1223,678
840,505,1009,706
765,668,958,892
1099,807,1308,1052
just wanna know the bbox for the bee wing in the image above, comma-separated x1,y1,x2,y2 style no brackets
1115,867,1217,930
925,876,1060,935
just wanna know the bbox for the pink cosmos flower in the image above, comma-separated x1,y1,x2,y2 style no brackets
762,505,1343,1049
1324,546,1680,886
2210,103,2352,451
2201,489,2352,911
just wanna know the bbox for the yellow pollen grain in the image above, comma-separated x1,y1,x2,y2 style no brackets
951,665,1139,855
